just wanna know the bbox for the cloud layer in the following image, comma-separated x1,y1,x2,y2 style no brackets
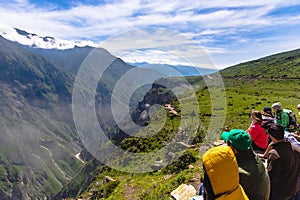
1,0,300,67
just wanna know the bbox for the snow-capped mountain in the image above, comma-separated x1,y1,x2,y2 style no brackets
0,25,97,50
0,25,221,73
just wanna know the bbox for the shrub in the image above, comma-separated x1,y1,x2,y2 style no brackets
192,128,206,144
162,151,197,174
92,180,120,198
176,174,186,184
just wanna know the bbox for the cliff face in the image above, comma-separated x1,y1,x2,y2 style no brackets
0,36,135,199
131,83,176,126
51,159,100,200
0,36,84,199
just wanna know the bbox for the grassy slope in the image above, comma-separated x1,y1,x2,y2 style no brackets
78,48,300,199
221,48,300,78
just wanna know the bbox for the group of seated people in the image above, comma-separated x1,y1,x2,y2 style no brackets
199,102,300,200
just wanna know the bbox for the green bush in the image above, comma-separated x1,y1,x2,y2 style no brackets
162,151,197,174
91,180,119,199
192,128,206,144
176,174,186,184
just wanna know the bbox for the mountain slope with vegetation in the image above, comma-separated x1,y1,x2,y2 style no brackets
0,36,84,199
77,48,300,199
0,36,135,199
221,48,300,78
1,31,300,199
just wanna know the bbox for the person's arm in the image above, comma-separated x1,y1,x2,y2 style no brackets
263,142,273,158
257,142,273,158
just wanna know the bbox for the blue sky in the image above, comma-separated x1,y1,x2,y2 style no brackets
1,0,300,68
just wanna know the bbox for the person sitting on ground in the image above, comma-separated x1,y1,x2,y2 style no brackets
202,145,249,200
264,124,300,200
246,111,268,152
272,102,289,129
261,106,275,124
259,121,300,158
222,129,270,200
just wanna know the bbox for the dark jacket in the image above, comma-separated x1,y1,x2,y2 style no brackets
236,149,270,200
267,141,300,199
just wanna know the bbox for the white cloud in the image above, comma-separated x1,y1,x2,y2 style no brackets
99,28,219,68
0,0,300,67
0,0,294,39
0,24,98,49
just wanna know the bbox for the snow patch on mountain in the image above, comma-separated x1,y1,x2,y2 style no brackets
0,25,98,49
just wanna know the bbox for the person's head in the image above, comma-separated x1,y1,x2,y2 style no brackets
262,106,274,118
250,110,263,123
221,129,252,153
202,146,248,199
272,102,282,113
263,107,272,115
267,124,285,142
297,104,300,114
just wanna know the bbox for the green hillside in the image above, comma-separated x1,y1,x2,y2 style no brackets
1,33,299,199
76,48,300,199
221,48,300,78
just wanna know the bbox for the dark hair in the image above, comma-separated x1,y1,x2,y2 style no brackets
251,111,263,122
261,120,275,130
268,124,284,140
261,107,274,118
263,107,272,114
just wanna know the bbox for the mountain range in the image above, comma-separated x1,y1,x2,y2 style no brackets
76,47,300,199
0,26,220,77
0,35,82,199
0,31,136,199
129,62,218,77
0,25,97,50
1,26,300,199
0,27,195,199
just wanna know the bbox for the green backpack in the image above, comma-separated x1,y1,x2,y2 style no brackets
283,109,296,126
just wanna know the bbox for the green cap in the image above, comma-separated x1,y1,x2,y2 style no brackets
221,129,252,151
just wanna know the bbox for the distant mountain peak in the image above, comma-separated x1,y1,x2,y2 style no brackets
0,25,98,50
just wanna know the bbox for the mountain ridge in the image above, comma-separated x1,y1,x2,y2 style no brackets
1,26,300,199
0,35,84,199
0,25,97,50
220,48,300,78
77,46,300,199
0,35,139,199
129,62,219,77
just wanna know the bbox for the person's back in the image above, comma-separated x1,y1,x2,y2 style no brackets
236,149,270,200
222,129,270,200
247,123,268,151
247,111,268,152
272,102,289,129
266,124,300,200
202,145,249,200
268,142,300,199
